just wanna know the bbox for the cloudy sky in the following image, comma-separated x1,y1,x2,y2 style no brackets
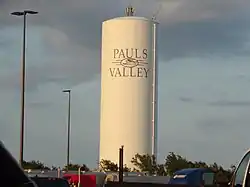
0,0,250,169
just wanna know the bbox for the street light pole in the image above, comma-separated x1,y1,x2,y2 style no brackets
63,89,71,171
11,10,38,167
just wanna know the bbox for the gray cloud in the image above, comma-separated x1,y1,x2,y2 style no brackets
2,0,250,53
0,0,249,91
209,100,250,107
179,97,194,103
160,19,250,61
196,117,233,129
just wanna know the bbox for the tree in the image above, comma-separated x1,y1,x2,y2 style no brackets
22,160,49,170
99,159,118,172
80,164,90,171
99,159,131,172
164,152,234,183
63,163,89,171
164,152,190,176
131,153,166,175
130,152,234,182
123,164,131,172
156,164,167,176
131,153,157,175
229,164,236,173
191,161,208,168
51,166,58,170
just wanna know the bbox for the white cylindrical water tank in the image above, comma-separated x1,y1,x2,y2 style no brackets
99,16,158,168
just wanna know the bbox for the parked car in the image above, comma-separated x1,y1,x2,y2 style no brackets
168,168,215,187
230,149,250,187
0,141,37,187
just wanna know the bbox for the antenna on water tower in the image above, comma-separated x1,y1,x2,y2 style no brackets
125,4,135,16
152,3,162,21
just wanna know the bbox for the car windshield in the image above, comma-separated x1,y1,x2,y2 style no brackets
32,178,69,187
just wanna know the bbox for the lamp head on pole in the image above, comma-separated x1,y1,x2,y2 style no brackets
11,10,38,16
11,12,25,16
24,10,38,15
63,89,71,93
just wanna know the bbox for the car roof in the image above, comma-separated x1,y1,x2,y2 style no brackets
31,176,69,182
29,174,51,178
174,168,213,175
